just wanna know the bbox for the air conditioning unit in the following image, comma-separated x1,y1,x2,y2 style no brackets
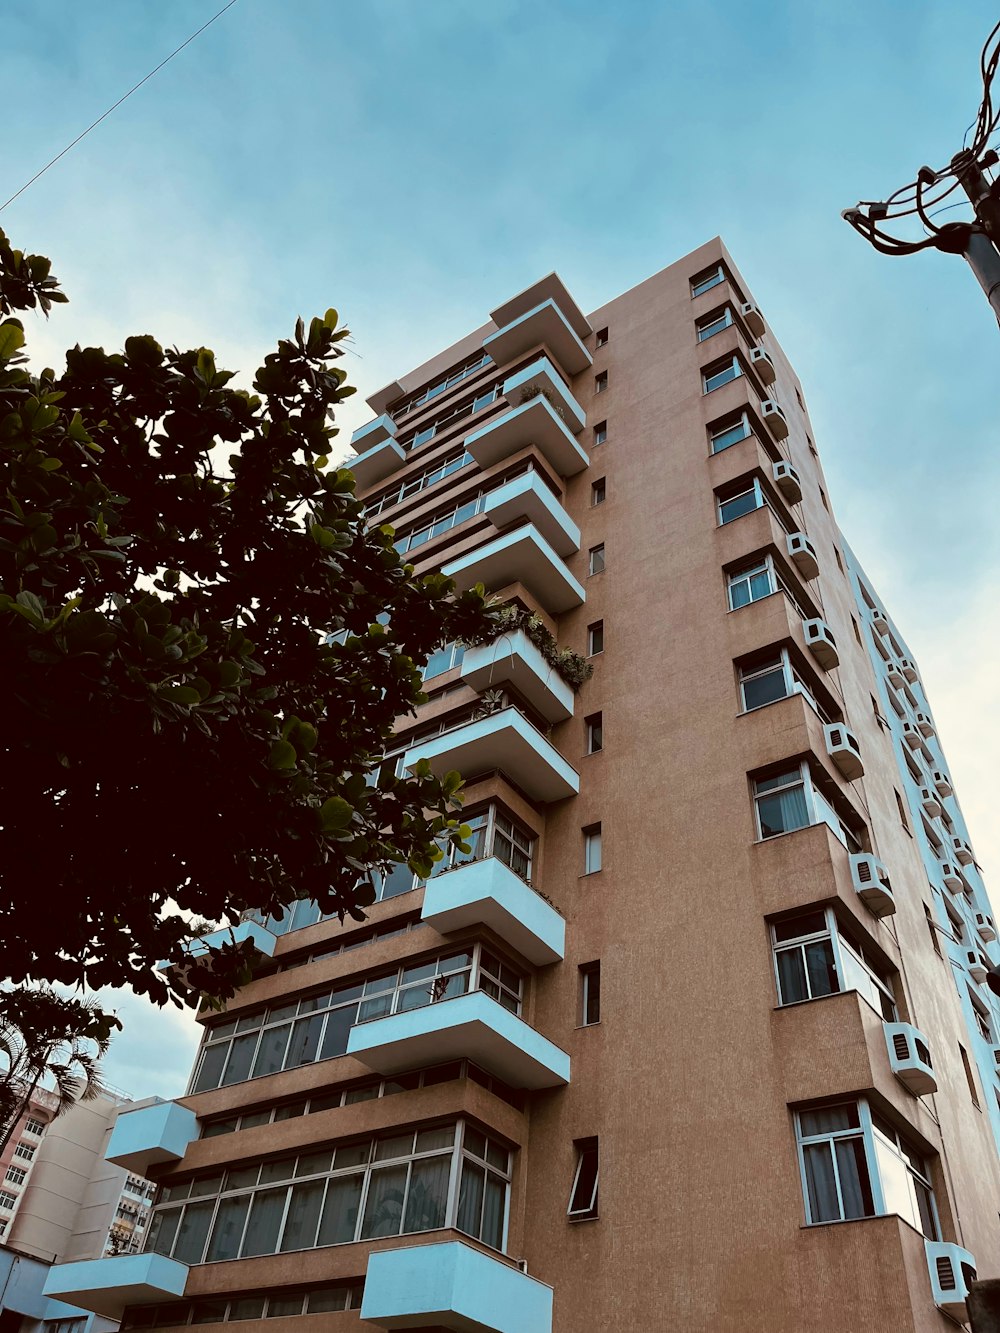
872,606,889,634
915,711,935,738
786,531,819,580
824,722,864,780
991,1044,1000,1074
901,721,922,750
740,301,766,337
850,853,895,917
760,398,788,441
925,1240,977,1320
932,770,953,799
887,661,906,689
919,787,943,820
965,950,988,985
900,656,918,683
749,346,776,385
976,912,996,944
802,617,839,670
951,836,974,866
885,1022,937,1095
771,458,802,505
940,862,964,894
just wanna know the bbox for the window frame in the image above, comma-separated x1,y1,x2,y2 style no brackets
588,544,606,576
591,478,606,506
702,354,743,394
752,761,863,853
690,264,725,297
771,907,897,1019
567,1138,600,1220
696,306,734,342
587,621,604,656
709,411,752,454
593,421,607,446
579,963,601,1027
585,712,603,755
583,824,602,875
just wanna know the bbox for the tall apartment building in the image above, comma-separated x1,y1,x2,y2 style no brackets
42,240,1000,1331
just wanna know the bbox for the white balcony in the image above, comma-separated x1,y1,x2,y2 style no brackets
421,857,565,966
466,396,589,478
361,1240,554,1333
348,415,406,489
850,853,895,918
502,356,585,433
484,299,593,378
43,1254,189,1320
803,618,839,670
461,629,574,723
824,722,864,781
925,1241,976,1320
786,531,819,581
347,988,570,1090
484,472,580,557
404,707,579,803
442,524,585,616
105,1099,199,1176
884,1022,937,1096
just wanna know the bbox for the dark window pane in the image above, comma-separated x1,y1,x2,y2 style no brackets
457,1161,484,1238
319,1006,356,1060
192,1044,228,1094
285,1015,323,1068
403,1157,450,1233
241,1188,288,1257
360,1165,408,1239
805,939,839,997
776,949,808,1005
221,1034,258,1087
147,1208,181,1257
251,1024,291,1079
280,1180,325,1252
743,667,788,710
720,490,759,524
228,1301,265,1322
482,1174,506,1249
172,1201,214,1265
802,1142,839,1222
835,1138,875,1218
205,1194,251,1262
317,1175,363,1247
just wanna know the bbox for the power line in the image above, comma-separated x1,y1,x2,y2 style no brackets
0,0,240,215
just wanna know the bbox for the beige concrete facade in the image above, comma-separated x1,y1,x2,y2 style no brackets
90,242,1000,1332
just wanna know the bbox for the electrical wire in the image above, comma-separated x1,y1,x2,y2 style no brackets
0,0,240,214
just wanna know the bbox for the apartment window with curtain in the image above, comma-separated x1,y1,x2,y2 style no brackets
738,651,836,724
771,908,897,1018
795,1101,938,1238
752,763,864,852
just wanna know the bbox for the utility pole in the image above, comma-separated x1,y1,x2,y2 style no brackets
843,19,1000,333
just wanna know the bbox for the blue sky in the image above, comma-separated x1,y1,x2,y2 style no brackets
4,1,999,1096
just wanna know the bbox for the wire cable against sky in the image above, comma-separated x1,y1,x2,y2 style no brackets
0,0,239,214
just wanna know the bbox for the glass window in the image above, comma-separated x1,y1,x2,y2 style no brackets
728,560,774,610
584,824,602,875
588,621,604,655
593,421,607,446
703,356,741,393
697,307,733,341
591,478,606,506
691,265,725,297
710,412,751,454
773,908,896,1018
595,371,608,394
589,544,606,575
595,327,609,347
567,1139,599,1219
739,656,789,712
586,712,603,754
718,482,762,525
23,1119,45,1136
580,963,601,1025
754,767,809,840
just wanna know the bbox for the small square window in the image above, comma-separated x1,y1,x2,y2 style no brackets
589,544,605,575
579,963,601,1026
595,327,609,347
583,824,602,874
595,371,608,394
585,712,603,755
591,478,606,506
587,621,604,655
568,1138,599,1219
593,421,608,446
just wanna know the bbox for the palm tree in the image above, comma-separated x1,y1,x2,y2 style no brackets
0,987,118,1154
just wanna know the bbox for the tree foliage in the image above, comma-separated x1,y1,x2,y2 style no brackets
0,229,493,1015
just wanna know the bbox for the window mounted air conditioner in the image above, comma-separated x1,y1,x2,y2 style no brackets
850,853,895,917
760,398,788,441
915,711,935,738
965,950,988,985
786,531,819,581
802,617,838,670
771,459,802,505
951,836,974,866
924,1240,977,1320
901,721,922,750
919,787,943,820
740,302,766,337
991,1044,1000,1074
940,862,964,894
887,661,906,689
975,912,996,944
885,1021,937,1095
824,722,864,780
872,606,889,634
932,770,953,799
900,656,918,683
749,347,776,385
